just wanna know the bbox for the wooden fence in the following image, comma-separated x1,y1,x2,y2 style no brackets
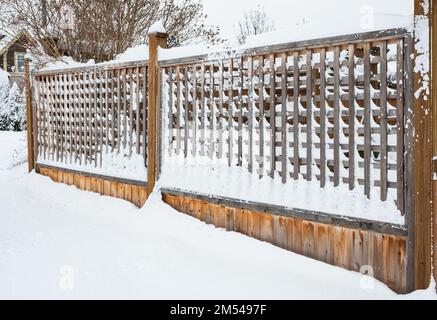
160,28,411,215
32,61,149,181
25,22,433,294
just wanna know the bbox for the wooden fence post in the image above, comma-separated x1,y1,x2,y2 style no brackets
24,58,35,173
431,0,437,290
147,30,168,194
408,0,433,292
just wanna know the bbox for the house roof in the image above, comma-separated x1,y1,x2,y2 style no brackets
0,29,35,56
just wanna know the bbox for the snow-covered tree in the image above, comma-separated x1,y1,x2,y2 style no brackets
0,80,26,132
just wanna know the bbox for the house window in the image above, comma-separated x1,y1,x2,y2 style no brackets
15,53,26,73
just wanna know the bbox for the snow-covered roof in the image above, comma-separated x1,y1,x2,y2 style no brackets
0,29,34,56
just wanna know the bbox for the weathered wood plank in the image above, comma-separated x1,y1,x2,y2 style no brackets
333,46,340,187
293,52,300,180
259,56,265,178
348,44,356,190
270,53,276,178
364,43,372,198
304,51,313,182
380,41,388,201
228,59,234,167
319,48,327,188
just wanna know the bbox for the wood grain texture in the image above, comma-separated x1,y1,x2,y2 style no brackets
410,0,432,291
147,32,168,194
432,0,437,289
162,192,408,293
25,59,35,173
37,165,148,208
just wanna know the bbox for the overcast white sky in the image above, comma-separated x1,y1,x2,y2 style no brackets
203,0,414,44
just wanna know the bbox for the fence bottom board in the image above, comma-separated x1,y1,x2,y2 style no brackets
37,165,149,208
162,192,409,294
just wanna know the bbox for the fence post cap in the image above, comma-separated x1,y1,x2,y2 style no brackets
148,21,168,37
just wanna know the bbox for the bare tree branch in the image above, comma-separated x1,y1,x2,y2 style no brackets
235,5,275,46
0,0,225,63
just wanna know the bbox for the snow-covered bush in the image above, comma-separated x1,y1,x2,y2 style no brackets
0,70,26,132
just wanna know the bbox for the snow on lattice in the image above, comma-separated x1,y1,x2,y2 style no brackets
160,36,407,224
34,67,148,181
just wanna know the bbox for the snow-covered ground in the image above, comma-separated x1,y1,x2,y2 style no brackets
0,131,435,300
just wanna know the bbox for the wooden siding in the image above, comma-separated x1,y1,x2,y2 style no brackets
162,192,408,294
37,165,149,208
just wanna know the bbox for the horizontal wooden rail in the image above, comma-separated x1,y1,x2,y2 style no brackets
159,28,409,67
161,188,407,237
33,59,149,76
37,163,148,187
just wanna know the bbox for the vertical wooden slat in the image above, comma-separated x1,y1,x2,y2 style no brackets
228,59,234,167
83,72,87,163
380,41,388,201
65,74,70,162
364,43,372,198
70,73,79,164
33,76,39,159
348,44,356,190
168,67,174,156
184,67,189,157
51,75,56,162
77,73,83,164
123,68,128,150
105,69,110,153
270,54,276,178
86,71,91,164
45,76,50,160
136,67,141,155
210,63,215,160
59,74,64,164
99,69,104,167
176,66,182,155
56,75,61,162
306,50,312,181
248,56,254,173
117,69,122,154
49,75,53,160
200,63,206,157
94,68,99,167
218,60,224,159
36,77,43,159
192,66,197,157
259,56,265,178
111,70,116,153
293,52,300,180
333,46,341,187
143,66,148,166
129,68,134,157
281,53,287,183
47,76,52,161
319,48,327,188
238,58,243,167
396,39,405,214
